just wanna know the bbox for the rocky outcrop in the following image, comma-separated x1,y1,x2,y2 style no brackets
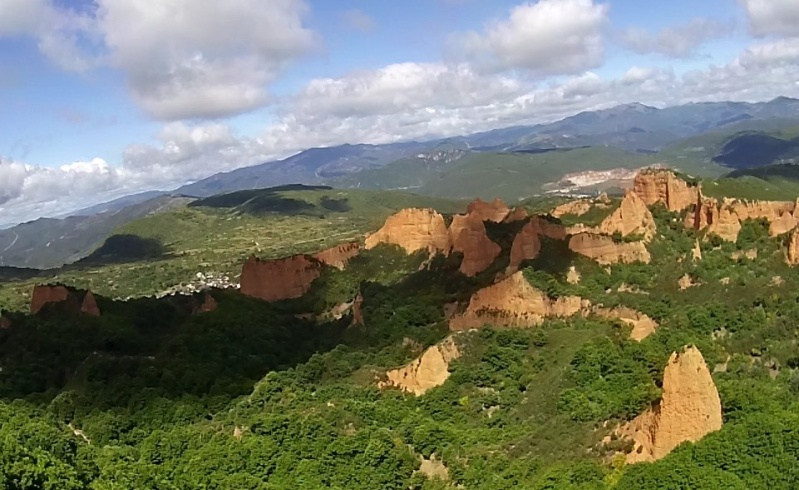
467,198,510,223
598,192,656,240
449,272,589,331
787,227,799,266
80,291,101,317
678,274,700,290
569,233,651,265
352,292,364,326
504,207,529,222
365,208,450,254
31,285,71,315
633,170,699,212
566,266,581,284
379,336,461,396
692,240,702,261
552,200,592,218
619,346,722,463
193,293,218,315
594,306,657,341
240,254,322,302
313,242,360,270
507,220,543,274
449,214,501,276
731,248,757,260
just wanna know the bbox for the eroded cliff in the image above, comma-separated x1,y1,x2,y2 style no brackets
569,233,651,265
379,336,461,395
364,208,450,254
240,254,322,302
467,198,511,223
449,214,502,277
313,242,361,270
633,169,699,212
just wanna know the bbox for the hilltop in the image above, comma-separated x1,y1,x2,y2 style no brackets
1,169,798,488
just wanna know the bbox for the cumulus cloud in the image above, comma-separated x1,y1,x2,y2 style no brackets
341,9,376,33
0,0,317,120
453,0,609,75
618,18,734,58
740,0,799,37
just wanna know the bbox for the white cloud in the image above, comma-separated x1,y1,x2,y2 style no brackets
618,18,734,58
0,0,317,120
341,9,376,33
453,0,609,75
740,0,799,37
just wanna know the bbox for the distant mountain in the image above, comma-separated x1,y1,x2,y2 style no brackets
68,190,168,217
0,195,193,269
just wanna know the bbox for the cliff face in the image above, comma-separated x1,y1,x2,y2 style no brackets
633,170,699,212
507,220,543,274
552,200,592,218
193,293,218,315
504,207,529,222
80,291,101,317
449,272,588,331
467,198,511,223
598,192,656,240
620,346,722,463
787,227,799,265
31,285,72,315
364,208,450,254
568,233,651,265
449,214,502,277
313,242,360,270
686,194,799,242
240,255,322,302
379,336,461,396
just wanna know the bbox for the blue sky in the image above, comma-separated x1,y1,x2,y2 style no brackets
1,0,798,225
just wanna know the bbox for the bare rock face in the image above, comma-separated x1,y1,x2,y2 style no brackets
449,272,588,331
552,200,592,218
379,336,461,396
193,293,218,315
731,200,794,224
633,170,699,212
731,248,757,260
240,254,322,302
507,220,543,274
678,274,700,290
352,292,365,326
80,291,101,317
566,266,581,284
449,214,501,276
692,240,702,261
467,198,511,223
770,208,799,236
598,192,656,240
31,285,71,315
365,208,451,254
313,241,360,270
787,227,799,266
686,195,799,242
620,346,722,463
568,233,651,265
594,306,657,341
504,207,529,222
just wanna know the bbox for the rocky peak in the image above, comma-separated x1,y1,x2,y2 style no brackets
598,191,656,240
193,292,218,315
620,346,722,463
467,198,511,223
379,336,461,396
633,169,699,212
507,220,543,274
31,285,72,315
240,254,322,302
787,226,799,266
568,233,651,265
449,214,501,277
81,290,101,317
364,208,450,254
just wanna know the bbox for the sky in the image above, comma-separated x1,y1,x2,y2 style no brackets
1,0,798,226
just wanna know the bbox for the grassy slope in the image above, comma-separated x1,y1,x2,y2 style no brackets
0,188,464,312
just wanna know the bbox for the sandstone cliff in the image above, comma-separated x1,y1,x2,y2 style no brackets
787,226,799,265
365,208,450,254
507,220,542,274
620,346,722,463
504,207,529,222
379,336,461,396
449,272,588,331
633,170,699,212
313,242,360,270
449,214,502,276
686,194,799,242
552,200,592,218
31,285,72,315
597,192,656,240
240,254,322,302
569,233,651,265
80,290,101,317
467,198,511,223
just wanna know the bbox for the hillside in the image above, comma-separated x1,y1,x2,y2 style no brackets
1,170,798,488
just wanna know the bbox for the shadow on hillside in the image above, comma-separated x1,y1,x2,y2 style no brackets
188,186,352,217
77,234,169,266
726,163,799,180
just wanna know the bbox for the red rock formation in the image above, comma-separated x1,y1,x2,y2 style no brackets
619,346,722,463
533,216,568,240
379,336,461,395
31,285,71,315
597,191,656,240
365,208,450,254
633,170,699,212
313,241,360,270
787,227,799,266
504,207,529,222
552,200,592,218
507,220,543,274
467,198,510,222
568,233,651,265
449,214,501,276
80,291,101,317
449,272,589,331
193,293,218,314
686,195,799,242
240,254,322,302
